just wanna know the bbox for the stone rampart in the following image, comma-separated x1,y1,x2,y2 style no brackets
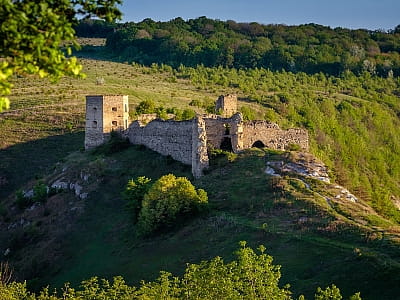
128,119,194,165
242,121,309,150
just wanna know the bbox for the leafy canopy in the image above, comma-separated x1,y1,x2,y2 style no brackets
137,174,208,235
0,0,122,111
0,242,361,299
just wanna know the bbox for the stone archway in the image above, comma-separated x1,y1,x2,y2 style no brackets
252,140,265,148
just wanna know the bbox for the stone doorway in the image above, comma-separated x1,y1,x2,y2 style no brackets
220,137,233,151
252,140,265,148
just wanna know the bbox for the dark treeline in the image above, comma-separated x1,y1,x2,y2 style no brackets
76,17,400,76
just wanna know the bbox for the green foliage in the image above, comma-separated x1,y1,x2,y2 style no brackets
15,180,49,209
32,181,48,203
179,242,291,299
173,65,400,222
314,284,361,300
135,101,196,121
92,131,130,156
287,143,301,151
167,107,197,121
0,0,122,111
240,106,256,120
137,174,208,235
0,242,360,299
103,17,400,78
123,176,152,222
208,148,238,169
15,189,32,210
135,99,156,114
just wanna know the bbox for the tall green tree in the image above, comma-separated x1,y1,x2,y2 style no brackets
0,0,122,111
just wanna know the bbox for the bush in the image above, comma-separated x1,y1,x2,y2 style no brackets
135,99,156,115
123,176,152,222
286,143,301,151
15,189,32,209
0,242,361,299
32,181,47,203
137,174,208,235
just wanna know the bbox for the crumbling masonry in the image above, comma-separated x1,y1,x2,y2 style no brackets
85,94,309,177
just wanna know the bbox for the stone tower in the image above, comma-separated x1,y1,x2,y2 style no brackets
215,94,237,117
84,95,129,150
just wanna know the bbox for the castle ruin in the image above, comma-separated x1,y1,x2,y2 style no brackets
85,94,309,177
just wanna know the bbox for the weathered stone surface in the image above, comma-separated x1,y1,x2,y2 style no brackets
242,121,309,151
128,118,193,165
192,116,209,178
51,180,69,190
215,94,237,117
85,95,129,150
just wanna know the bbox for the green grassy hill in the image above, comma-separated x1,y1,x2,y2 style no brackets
1,57,400,299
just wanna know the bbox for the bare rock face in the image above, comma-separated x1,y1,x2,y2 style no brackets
266,153,330,183
265,152,358,203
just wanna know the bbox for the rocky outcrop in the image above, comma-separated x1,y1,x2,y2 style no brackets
265,152,358,203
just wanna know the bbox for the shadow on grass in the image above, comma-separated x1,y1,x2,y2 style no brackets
0,131,84,200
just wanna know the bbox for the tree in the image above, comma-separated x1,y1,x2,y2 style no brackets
137,174,208,235
123,176,152,222
0,0,122,111
0,242,362,299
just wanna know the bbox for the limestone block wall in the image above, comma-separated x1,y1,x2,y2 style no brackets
242,121,309,150
102,95,129,134
128,119,194,165
215,94,237,117
85,95,129,150
192,116,209,178
203,117,228,149
85,96,104,149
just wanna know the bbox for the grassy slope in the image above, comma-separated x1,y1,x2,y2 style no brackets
1,57,400,299
38,147,400,300
0,58,225,200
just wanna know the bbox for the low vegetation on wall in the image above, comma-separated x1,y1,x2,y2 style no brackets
133,99,196,121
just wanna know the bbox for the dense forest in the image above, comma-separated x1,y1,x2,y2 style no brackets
76,17,400,76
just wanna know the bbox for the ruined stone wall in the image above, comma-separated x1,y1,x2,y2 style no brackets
203,116,228,149
192,116,209,178
136,113,175,124
203,113,244,152
128,119,194,165
85,95,129,149
102,95,129,134
242,121,309,150
85,96,104,149
215,94,237,117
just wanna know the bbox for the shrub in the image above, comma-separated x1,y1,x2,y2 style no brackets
135,99,156,115
0,243,361,299
32,181,48,203
286,143,301,151
137,174,208,235
208,148,238,169
123,176,152,222
240,106,256,120
15,189,32,209
181,108,196,120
